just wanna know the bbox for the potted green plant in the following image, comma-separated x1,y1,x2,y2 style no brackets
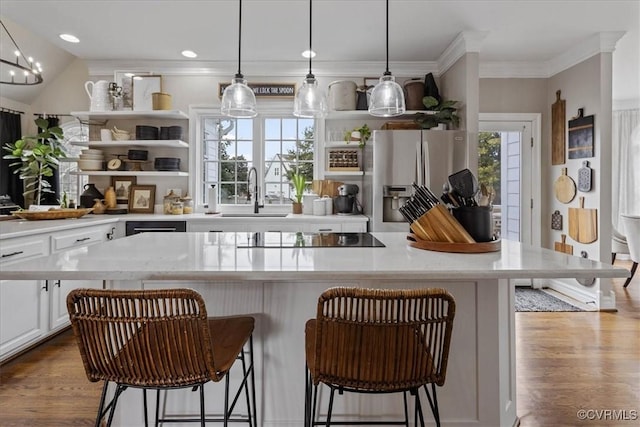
3,118,66,206
290,172,306,214
344,124,371,148
413,96,461,129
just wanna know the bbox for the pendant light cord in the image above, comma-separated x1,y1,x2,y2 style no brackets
236,0,244,78
307,0,314,78
384,0,391,76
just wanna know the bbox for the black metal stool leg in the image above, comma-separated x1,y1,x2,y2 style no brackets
155,390,160,427
325,386,336,427
200,384,205,427
95,381,109,427
403,391,409,427
624,261,638,287
414,388,425,427
304,364,311,427
423,383,441,427
106,384,126,427
312,384,319,426
224,371,230,427
143,389,148,427
240,343,253,427
248,336,257,427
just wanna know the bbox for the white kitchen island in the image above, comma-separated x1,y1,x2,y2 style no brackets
0,232,628,427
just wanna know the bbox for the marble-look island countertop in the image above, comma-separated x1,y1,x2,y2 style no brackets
0,232,628,281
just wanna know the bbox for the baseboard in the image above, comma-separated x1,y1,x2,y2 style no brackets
546,279,599,308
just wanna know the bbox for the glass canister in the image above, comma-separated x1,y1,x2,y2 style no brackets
181,194,193,214
170,200,184,215
163,190,180,214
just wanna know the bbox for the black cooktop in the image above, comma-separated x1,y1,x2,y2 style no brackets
237,232,385,248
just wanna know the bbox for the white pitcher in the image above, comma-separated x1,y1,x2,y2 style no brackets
84,80,111,112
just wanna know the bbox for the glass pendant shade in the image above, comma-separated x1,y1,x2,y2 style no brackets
293,76,327,118
368,74,406,117
221,76,257,118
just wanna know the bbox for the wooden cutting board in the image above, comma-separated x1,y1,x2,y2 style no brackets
554,167,576,203
568,197,598,243
551,90,566,165
554,234,573,255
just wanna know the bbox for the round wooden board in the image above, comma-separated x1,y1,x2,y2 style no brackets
406,234,501,253
554,171,576,203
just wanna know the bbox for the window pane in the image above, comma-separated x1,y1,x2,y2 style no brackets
236,119,253,139
282,119,297,139
265,119,280,139
237,140,252,161
298,120,314,138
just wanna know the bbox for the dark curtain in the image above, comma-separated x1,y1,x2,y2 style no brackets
0,111,24,207
37,116,60,205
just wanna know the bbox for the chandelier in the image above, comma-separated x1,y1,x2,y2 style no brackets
0,20,44,86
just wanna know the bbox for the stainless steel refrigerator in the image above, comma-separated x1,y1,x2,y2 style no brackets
370,130,468,231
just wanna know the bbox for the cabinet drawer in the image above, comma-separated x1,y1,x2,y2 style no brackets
304,223,342,233
0,236,49,265
51,226,109,252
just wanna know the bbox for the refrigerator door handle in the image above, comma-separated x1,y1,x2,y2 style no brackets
416,140,423,186
423,138,431,189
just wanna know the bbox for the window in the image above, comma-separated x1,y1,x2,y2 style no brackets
197,110,315,208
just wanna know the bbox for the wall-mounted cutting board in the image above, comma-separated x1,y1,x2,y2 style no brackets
554,167,576,203
554,234,573,255
568,197,598,243
551,90,566,165
578,160,593,192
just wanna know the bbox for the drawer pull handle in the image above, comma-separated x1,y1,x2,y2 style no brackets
318,228,333,232
75,237,91,243
1,250,24,258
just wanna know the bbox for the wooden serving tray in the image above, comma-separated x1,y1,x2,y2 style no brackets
406,234,501,253
12,208,93,220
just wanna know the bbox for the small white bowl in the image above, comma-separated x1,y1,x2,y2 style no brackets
82,148,103,155
79,153,104,160
112,133,130,141
78,159,104,171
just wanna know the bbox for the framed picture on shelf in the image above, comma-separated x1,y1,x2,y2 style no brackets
132,75,162,111
111,176,137,204
128,184,156,213
114,71,151,111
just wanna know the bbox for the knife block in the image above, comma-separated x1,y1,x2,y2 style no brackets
410,204,476,243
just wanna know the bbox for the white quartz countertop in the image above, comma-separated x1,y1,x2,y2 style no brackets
0,213,368,239
0,232,628,281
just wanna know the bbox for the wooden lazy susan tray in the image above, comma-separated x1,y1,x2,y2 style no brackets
406,234,501,253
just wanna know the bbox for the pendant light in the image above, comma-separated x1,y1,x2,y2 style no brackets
368,0,405,117
293,0,328,118
221,0,257,118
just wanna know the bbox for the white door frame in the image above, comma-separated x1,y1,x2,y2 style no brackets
479,113,542,248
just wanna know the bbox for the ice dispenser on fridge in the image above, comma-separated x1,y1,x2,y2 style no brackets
382,185,412,223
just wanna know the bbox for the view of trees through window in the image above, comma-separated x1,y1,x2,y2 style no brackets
478,131,501,205
202,116,314,206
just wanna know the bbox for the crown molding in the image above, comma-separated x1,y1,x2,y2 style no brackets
87,60,438,79
547,31,626,77
437,31,490,75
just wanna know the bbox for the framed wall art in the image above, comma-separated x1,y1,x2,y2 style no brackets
111,176,136,204
132,75,162,111
128,184,156,213
568,108,594,159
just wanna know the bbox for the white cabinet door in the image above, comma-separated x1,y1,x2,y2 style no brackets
341,222,367,232
0,280,47,361
49,279,104,332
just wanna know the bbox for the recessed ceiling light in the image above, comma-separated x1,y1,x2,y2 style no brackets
59,34,80,43
302,49,316,59
181,50,198,58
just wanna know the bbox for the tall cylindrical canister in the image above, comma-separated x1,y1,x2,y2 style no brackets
207,185,218,213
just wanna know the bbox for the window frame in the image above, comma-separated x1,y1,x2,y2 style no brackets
190,106,318,213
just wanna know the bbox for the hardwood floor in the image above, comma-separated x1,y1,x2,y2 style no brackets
1,262,638,426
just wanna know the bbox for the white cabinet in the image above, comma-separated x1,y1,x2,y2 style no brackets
0,224,112,361
0,234,50,361
188,221,300,233
303,223,342,233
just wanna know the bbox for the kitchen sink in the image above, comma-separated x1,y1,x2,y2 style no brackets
220,213,289,218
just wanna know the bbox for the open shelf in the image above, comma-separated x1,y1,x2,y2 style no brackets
71,171,189,177
323,171,364,177
70,110,189,121
71,140,188,148
325,110,433,120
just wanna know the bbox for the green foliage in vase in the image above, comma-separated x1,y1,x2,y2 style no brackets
3,118,66,205
344,124,371,148
290,172,306,204
413,96,461,129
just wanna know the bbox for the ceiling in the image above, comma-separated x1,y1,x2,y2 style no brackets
1,0,639,106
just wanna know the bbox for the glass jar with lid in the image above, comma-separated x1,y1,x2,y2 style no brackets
163,190,180,214
170,200,184,215
181,194,194,214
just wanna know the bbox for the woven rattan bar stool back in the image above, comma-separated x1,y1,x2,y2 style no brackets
67,288,256,427
304,287,456,427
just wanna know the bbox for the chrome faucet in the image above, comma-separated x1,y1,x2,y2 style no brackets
247,166,263,213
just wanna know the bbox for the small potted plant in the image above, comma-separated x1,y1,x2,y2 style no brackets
290,172,305,214
344,124,371,148
413,96,461,129
3,118,66,206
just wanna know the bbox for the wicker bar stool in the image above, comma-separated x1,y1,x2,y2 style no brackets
304,287,456,427
66,288,256,427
